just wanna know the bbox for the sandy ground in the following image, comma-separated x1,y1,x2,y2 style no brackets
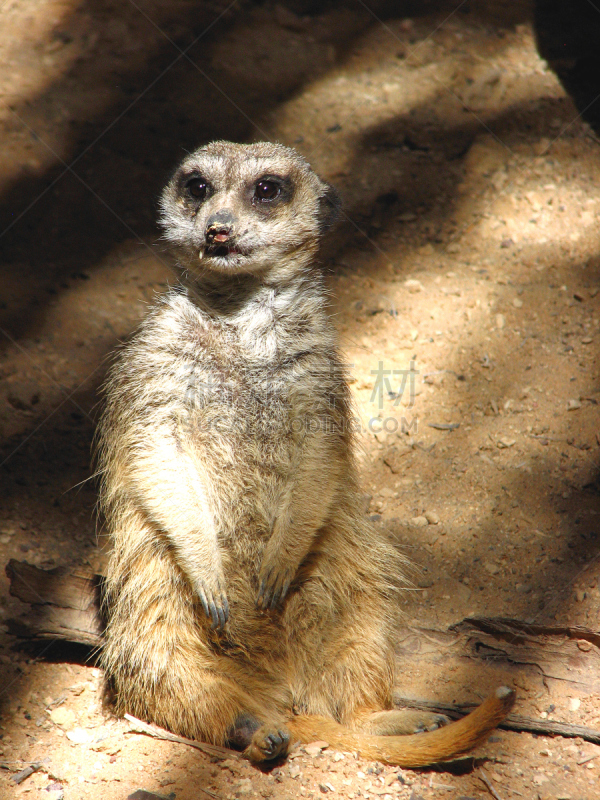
1,1,600,798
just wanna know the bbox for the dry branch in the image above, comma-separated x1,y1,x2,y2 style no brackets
125,714,242,761
5,559,103,646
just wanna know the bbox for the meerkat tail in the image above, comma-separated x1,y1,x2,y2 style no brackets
286,687,515,768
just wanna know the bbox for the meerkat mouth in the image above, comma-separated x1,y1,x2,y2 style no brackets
202,243,247,259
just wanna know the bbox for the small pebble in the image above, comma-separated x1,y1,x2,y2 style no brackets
404,279,423,293
513,297,523,308
305,741,329,756
533,772,549,785
288,762,301,778
516,583,532,594
495,313,505,329
409,516,428,528
48,707,76,727
497,437,516,448
237,778,253,794
567,399,582,410
485,562,500,575
424,511,439,525
66,727,93,744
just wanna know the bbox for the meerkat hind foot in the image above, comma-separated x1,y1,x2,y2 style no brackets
244,723,292,762
226,712,262,749
358,709,451,736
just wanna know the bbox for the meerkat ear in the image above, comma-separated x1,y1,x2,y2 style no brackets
318,182,342,231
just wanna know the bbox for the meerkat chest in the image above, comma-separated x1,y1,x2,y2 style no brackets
183,348,327,456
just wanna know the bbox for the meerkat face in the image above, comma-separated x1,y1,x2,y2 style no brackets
159,141,340,277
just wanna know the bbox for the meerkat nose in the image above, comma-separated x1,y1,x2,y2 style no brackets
206,210,236,244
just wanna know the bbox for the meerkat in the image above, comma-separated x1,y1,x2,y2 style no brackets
96,140,514,766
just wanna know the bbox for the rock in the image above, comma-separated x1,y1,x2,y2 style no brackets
66,727,93,744
495,313,506,329
534,137,551,156
497,437,516,448
404,279,423,293
288,761,301,778
6,381,41,411
424,511,439,525
383,446,410,474
513,297,523,308
45,783,65,800
305,740,329,756
48,707,76,728
569,697,580,711
484,562,500,575
464,134,507,176
409,516,428,528
319,782,336,793
567,399,582,410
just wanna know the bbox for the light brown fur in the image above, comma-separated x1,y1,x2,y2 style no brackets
96,141,514,766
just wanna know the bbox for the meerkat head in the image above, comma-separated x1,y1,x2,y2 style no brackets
159,141,340,278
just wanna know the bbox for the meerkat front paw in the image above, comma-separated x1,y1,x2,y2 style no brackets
193,574,229,630
256,558,296,609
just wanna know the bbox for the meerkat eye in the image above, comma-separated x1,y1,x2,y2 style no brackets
185,177,209,200
254,180,281,202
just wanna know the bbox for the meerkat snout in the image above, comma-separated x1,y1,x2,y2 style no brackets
206,210,236,239
205,210,237,257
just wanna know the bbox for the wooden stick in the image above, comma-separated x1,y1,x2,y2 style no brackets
124,714,243,761
479,769,503,800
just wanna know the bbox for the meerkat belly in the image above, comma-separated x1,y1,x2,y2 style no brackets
187,377,299,561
